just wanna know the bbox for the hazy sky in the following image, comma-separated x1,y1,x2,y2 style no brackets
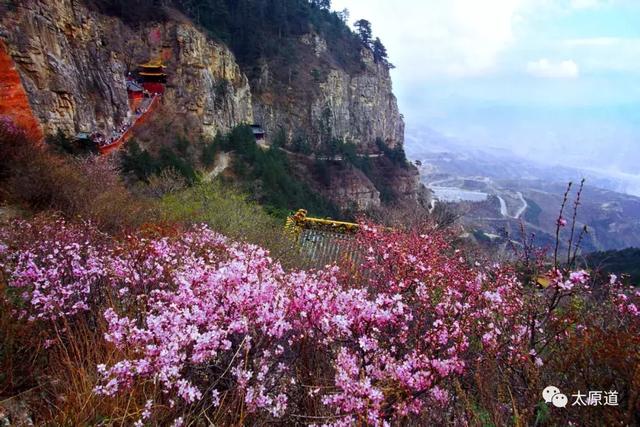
331,0,640,181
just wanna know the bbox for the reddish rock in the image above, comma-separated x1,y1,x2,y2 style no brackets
0,40,43,140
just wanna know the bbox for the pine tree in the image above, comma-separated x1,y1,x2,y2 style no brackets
372,37,387,63
336,8,349,23
311,0,331,10
354,19,372,47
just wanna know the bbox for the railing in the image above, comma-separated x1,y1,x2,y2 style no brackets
99,94,160,155
285,209,361,269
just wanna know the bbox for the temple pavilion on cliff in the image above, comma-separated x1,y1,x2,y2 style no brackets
137,58,167,94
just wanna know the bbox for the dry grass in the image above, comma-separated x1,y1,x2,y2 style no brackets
0,123,158,234
0,283,166,425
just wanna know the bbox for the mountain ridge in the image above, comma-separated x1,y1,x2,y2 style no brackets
0,0,428,215
407,129,640,251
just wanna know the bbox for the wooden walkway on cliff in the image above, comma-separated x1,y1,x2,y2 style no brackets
97,57,167,155
278,147,384,162
97,94,160,155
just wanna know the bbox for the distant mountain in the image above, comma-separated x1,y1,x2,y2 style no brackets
406,126,640,197
406,127,640,252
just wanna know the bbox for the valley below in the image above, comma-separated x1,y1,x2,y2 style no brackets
410,140,640,252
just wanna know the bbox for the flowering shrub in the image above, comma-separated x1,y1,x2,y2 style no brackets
97,234,295,417
306,225,529,423
1,217,638,425
0,217,108,320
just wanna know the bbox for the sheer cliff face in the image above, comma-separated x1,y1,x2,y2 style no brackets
0,1,131,136
0,0,252,137
252,35,405,153
0,2,402,151
249,33,421,211
312,51,405,151
0,39,42,139
168,23,253,138
0,1,425,213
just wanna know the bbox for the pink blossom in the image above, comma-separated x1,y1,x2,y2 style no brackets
569,270,589,285
3,216,637,423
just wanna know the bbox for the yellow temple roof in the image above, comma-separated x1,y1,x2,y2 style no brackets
138,60,166,69
139,71,167,77
286,209,359,233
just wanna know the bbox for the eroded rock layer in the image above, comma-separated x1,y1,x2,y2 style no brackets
0,39,42,139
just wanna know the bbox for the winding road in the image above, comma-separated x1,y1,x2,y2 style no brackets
421,175,529,220
498,195,508,217
498,191,527,219
513,192,528,219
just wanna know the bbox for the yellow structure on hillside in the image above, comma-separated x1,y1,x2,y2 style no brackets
286,209,360,268
137,58,167,88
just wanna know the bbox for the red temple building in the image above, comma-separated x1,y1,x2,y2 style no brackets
137,58,167,94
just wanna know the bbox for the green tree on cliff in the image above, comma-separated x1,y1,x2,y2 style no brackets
372,37,387,62
372,37,394,68
311,0,331,10
354,19,372,47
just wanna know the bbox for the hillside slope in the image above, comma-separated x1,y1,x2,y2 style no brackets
410,141,640,251
0,0,428,215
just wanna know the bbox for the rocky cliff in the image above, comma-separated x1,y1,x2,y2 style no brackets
250,31,424,211
0,39,42,138
253,37,404,153
0,0,252,138
0,0,428,215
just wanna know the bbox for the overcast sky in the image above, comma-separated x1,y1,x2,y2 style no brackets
331,0,640,184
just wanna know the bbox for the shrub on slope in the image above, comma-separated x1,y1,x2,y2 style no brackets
1,217,638,425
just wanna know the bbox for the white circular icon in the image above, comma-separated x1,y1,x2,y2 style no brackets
542,385,560,403
542,385,568,408
552,393,568,408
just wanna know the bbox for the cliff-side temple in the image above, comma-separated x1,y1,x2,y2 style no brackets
137,58,167,95
94,57,167,154
0,0,426,214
